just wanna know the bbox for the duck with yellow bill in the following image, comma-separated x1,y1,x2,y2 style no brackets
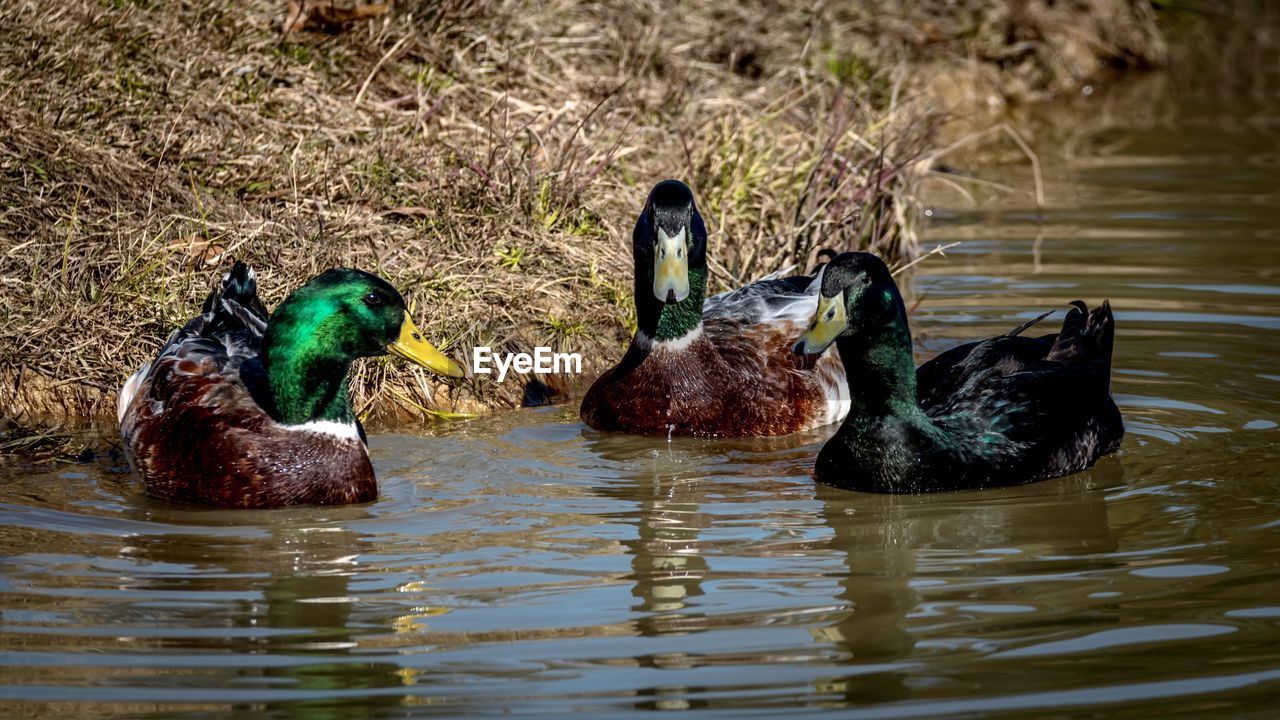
117,262,463,508
793,251,1123,493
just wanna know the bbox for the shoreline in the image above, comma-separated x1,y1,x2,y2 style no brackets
0,1,1187,437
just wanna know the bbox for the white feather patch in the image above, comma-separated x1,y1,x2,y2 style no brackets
282,420,362,443
635,325,705,353
117,362,151,424
824,371,851,426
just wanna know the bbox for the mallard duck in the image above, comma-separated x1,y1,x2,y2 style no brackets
793,252,1123,493
580,179,848,437
117,262,463,508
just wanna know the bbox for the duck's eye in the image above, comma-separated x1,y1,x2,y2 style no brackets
362,292,385,308
861,275,872,286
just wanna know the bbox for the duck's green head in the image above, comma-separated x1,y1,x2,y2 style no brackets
793,252,904,356
263,269,463,425
632,179,709,341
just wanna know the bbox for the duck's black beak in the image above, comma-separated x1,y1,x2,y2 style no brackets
794,292,847,356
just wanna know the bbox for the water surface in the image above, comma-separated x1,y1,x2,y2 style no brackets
2,65,1279,717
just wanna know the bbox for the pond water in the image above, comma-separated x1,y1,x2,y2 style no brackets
3,63,1279,718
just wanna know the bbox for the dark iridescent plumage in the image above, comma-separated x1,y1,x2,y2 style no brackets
796,252,1123,493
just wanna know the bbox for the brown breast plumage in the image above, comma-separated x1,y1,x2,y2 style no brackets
120,349,376,509
581,318,844,438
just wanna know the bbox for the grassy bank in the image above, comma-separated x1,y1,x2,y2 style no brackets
0,0,1171,428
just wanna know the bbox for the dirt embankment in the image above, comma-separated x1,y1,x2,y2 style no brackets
0,0,1173,433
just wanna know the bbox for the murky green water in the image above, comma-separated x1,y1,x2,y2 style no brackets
3,64,1279,717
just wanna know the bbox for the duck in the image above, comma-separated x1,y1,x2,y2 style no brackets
793,252,1123,493
117,262,464,508
580,179,848,437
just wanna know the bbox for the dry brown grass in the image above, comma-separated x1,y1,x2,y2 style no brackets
860,0,1167,109
0,0,1174,428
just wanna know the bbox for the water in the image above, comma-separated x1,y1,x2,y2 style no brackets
3,68,1279,717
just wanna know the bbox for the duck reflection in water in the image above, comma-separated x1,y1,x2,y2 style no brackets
583,431,724,638
118,500,412,717
584,430,814,712
583,427,1124,710
808,459,1123,707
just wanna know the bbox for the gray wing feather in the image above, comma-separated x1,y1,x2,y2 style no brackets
703,265,824,325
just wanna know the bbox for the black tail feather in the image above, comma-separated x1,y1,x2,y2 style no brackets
222,261,258,302
1086,300,1116,370
201,261,270,336
202,260,270,319
1046,300,1089,361
1006,310,1054,337
1044,299,1116,367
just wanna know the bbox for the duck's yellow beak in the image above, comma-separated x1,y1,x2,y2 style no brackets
388,313,465,378
653,227,690,304
793,292,847,356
